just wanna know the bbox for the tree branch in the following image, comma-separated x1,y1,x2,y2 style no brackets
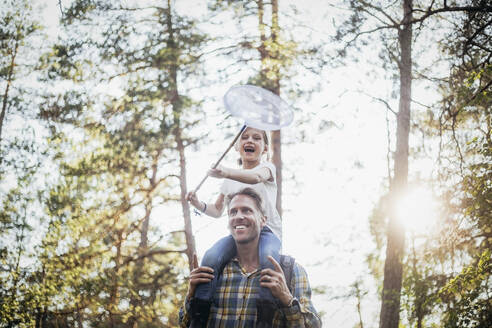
342,24,399,51
411,5,492,26
358,90,398,116
386,109,393,185
58,0,63,17
358,0,400,26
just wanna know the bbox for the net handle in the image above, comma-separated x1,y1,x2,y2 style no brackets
193,124,247,193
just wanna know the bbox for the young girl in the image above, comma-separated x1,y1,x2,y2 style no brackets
185,127,281,325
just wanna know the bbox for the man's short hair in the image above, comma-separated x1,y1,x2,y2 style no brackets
227,188,265,216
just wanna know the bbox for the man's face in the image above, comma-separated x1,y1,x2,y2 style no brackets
228,194,265,245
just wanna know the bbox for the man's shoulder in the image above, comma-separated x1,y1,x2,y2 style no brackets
280,254,309,272
279,254,296,282
279,255,311,289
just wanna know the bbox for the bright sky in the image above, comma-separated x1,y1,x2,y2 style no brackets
35,1,446,327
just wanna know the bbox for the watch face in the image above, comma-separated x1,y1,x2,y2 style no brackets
287,297,300,308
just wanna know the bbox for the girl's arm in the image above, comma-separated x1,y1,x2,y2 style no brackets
186,191,225,218
205,193,225,218
209,165,273,184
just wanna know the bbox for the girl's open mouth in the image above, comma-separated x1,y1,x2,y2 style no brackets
244,145,255,152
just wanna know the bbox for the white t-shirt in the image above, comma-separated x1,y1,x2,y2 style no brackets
220,161,282,241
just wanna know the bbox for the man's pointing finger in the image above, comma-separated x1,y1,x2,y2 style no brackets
267,256,284,273
193,253,199,269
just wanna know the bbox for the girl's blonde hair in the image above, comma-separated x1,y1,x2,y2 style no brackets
238,130,270,165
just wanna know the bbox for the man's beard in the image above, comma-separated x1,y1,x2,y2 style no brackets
235,230,259,245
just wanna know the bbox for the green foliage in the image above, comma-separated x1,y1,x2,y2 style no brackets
3,1,489,327
462,136,492,247
0,185,36,327
434,130,492,328
354,1,491,327
0,1,51,327
38,44,88,81
20,0,209,326
0,0,44,141
439,250,492,328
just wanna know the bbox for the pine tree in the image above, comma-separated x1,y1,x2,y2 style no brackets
32,0,209,325
0,1,48,326
335,1,491,327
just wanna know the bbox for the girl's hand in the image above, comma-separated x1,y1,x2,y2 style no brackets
208,165,230,179
186,191,201,208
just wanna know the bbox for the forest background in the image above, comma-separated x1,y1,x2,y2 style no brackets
0,0,490,327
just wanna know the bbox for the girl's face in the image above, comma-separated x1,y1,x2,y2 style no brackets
236,127,268,163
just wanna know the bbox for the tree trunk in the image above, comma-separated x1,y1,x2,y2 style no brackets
128,195,153,327
0,39,18,151
257,0,283,220
258,0,267,81
354,281,365,328
270,0,283,219
379,0,412,328
109,231,122,328
412,239,423,328
176,127,196,270
166,0,196,271
271,128,282,217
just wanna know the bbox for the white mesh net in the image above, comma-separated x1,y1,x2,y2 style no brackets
223,85,293,131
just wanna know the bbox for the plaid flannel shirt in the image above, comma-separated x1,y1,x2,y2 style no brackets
179,258,321,328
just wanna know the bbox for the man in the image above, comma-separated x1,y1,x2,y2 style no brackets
179,187,322,327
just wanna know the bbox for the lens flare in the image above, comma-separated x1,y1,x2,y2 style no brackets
395,186,440,234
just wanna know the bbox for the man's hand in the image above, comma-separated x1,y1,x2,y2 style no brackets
260,256,293,306
186,254,215,301
208,165,230,179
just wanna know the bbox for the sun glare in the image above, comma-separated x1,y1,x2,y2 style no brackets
396,186,440,234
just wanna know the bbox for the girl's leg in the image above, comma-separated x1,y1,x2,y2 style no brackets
258,226,281,301
194,234,237,300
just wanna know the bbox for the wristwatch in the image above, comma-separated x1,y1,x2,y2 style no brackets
286,297,300,308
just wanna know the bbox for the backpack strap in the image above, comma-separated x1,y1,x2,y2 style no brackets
279,254,295,293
